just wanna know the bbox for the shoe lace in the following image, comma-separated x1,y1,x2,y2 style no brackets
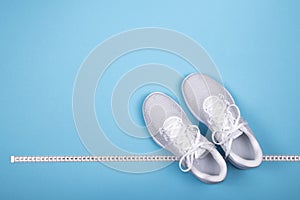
159,116,214,172
203,94,246,157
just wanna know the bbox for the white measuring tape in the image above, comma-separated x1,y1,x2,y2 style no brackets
10,155,300,163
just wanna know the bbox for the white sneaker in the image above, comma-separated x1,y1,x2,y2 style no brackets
182,73,263,169
143,92,227,183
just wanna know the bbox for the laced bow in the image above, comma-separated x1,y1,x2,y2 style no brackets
159,116,214,172
203,95,246,157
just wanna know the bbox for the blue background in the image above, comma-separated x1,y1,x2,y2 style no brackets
1,0,300,199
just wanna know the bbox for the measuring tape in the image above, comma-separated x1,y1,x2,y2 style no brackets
10,155,300,163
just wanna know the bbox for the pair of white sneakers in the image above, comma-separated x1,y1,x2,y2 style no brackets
143,73,263,183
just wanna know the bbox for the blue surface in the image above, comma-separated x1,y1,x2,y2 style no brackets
1,0,300,199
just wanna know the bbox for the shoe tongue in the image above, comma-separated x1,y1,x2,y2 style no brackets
214,128,243,143
232,129,243,139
